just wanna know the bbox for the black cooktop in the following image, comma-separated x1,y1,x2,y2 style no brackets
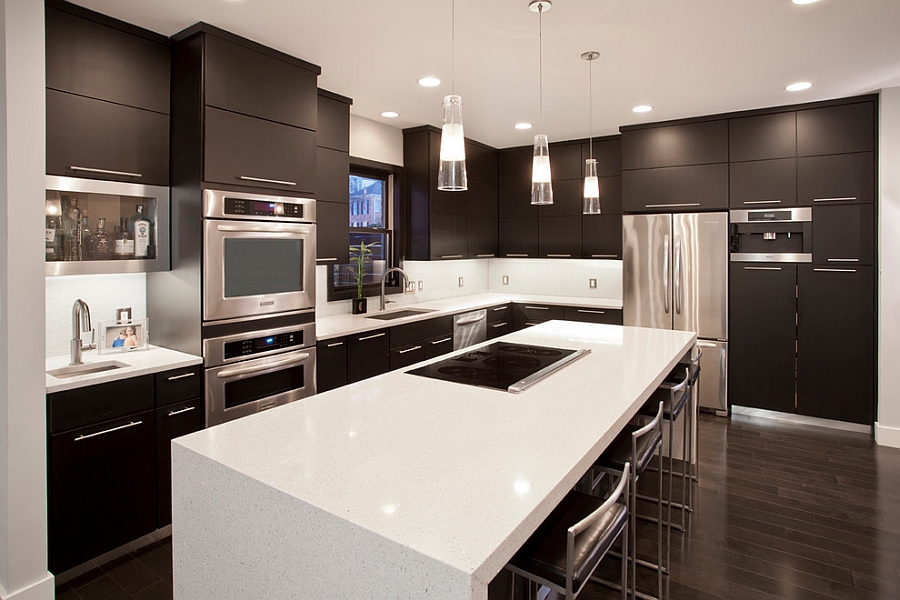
407,342,589,393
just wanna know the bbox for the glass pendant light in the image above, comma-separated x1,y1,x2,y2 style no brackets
530,0,553,205
437,0,467,191
582,51,601,214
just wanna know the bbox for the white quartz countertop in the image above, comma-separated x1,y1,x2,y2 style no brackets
46,346,202,394
172,321,694,599
316,292,623,340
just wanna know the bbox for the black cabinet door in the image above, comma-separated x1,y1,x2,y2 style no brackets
46,90,169,185
466,141,499,184
539,179,583,217
390,343,426,370
729,158,797,208
729,111,796,162
487,320,512,339
797,101,875,156
583,138,622,178
156,398,203,527
204,34,317,130
812,203,875,265
317,147,350,202
728,263,797,413
424,333,455,359
622,164,729,212
316,201,350,265
512,303,565,328
466,178,499,218
317,338,348,392
595,176,623,215
548,142,584,180
540,216,582,258
797,266,875,424
317,93,351,152
499,147,539,218
797,152,874,206
204,107,317,193
499,217,539,258
622,120,728,169
563,306,623,325
582,214,622,259
468,217,498,258
49,411,156,573
429,213,468,260
155,367,201,408
347,330,390,383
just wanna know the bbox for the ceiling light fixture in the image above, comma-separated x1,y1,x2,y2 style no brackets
786,81,812,92
792,0,820,5
418,76,441,87
515,122,533,130
529,0,553,205
380,111,399,118
582,51,601,215
633,105,653,113
437,0,467,191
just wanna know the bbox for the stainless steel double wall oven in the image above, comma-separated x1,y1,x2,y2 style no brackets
201,189,317,426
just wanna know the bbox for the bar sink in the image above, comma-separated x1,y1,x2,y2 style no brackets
47,360,129,379
366,308,436,320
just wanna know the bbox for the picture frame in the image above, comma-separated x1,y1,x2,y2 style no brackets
98,319,149,353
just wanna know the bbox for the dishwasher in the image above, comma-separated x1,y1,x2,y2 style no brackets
453,309,487,350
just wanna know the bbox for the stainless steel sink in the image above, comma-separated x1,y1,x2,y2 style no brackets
47,360,129,379
365,308,436,321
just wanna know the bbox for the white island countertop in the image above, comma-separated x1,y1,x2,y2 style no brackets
172,321,694,600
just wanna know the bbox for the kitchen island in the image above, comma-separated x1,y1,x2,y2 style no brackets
171,321,695,599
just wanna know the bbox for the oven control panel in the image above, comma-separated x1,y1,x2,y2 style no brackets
224,198,305,219
224,330,305,360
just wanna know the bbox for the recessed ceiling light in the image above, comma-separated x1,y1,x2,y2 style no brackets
418,77,441,87
786,81,812,92
380,111,399,118
515,122,533,130
632,105,653,113
792,0,819,5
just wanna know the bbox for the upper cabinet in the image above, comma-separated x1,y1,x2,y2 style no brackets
316,89,352,265
729,111,797,208
621,119,729,212
45,0,170,186
170,23,321,195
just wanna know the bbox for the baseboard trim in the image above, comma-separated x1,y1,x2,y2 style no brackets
875,422,900,448
0,572,55,600
731,405,873,435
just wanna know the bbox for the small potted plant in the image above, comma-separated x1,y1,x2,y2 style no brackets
350,240,372,314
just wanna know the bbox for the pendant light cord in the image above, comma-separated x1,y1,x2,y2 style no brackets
539,3,544,133
588,56,593,159
451,0,456,95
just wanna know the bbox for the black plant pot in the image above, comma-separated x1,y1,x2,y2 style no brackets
352,297,367,314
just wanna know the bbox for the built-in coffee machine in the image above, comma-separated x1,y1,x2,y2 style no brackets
729,207,812,262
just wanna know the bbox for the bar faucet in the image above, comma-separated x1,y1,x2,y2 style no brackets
379,267,409,311
70,298,93,365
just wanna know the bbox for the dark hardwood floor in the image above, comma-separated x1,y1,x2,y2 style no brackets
54,411,900,600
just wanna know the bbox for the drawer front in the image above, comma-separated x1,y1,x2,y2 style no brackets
48,374,155,434
155,366,202,407
513,303,564,328
390,316,454,349
563,306,624,325
390,343,426,371
487,304,510,324
424,334,454,359
487,320,512,340
156,397,204,527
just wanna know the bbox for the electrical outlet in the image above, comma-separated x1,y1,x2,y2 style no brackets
458,277,464,287
418,280,424,291
589,278,597,289
502,275,509,285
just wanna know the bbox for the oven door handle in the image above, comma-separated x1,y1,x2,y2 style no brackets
216,352,312,379
214,223,312,234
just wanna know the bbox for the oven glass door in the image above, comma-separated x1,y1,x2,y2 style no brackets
204,220,316,321
205,347,317,426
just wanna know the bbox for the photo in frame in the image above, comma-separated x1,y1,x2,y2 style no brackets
98,319,149,353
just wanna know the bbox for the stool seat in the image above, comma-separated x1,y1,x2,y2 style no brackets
599,424,662,473
510,490,627,592
638,385,687,421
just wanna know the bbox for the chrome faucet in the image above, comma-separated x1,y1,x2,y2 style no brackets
70,299,93,365
379,267,409,310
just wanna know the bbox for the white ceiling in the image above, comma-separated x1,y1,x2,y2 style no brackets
71,0,900,149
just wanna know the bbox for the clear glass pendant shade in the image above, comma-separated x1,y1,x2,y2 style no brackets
437,95,468,191
530,134,553,205
582,158,601,214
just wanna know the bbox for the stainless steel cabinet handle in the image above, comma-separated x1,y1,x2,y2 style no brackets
492,306,507,312
168,406,197,417
547,253,571,258
813,196,857,202
431,337,452,345
506,253,529,257
397,345,422,354
827,258,859,262
744,266,782,271
167,372,196,381
217,353,311,378
475,254,495,258
577,309,606,314
326,341,345,348
238,175,297,186
743,200,782,205
440,254,464,259
490,322,508,328
814,268,857,273
70,166,142,178
591,254,618,258
316,257,338,262
663,234,670,314
646,203,701,209
356,332,386,341
75,420,142,441
524,305,550,310
456,314,486,325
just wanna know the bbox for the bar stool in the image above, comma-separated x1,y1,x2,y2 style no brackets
507,463,630,600
592,401,665,600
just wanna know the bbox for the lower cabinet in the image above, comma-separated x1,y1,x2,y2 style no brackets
487,304,511,339
316,338,348,393
389,316,453,370
563,306,623,325
155,397,204,526
347,329,390,383
511,303,565,329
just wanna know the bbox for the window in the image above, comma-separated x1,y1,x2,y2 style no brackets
327,159,400,301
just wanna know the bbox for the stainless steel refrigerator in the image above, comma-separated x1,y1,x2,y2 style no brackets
622,212,729,415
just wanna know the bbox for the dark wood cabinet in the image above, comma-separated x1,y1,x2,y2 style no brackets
728,263,798,414
486,304,512,338
389,316,454,370
347,329,390,383
317,92,351,152
540,216,582,258
622,164,729,212
812,203,875,265
317,338,348,393
499,217,539,257
316,201,351,265
797,266,875,424
797,101,875,157
511,303,565,329
622,119,728,170
729,158,797,208
729,111,797,162
582,214,622,259
797,152,874,205
155,397,203,527
498,147,538,218
468,217,499,258
45,1,170,185
317,147,350,202
315,90,352,265
563,306,623,325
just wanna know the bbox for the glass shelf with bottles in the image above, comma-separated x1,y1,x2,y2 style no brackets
45,175,170,276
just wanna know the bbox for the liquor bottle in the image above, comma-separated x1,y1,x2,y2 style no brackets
62,196,81,261
80,215,93,260
129,204,152,259
113,217,135,259
45,215,62,261
90,217,113,260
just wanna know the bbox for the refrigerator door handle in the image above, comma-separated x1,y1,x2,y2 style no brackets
674,235,683,315
663,234,670,314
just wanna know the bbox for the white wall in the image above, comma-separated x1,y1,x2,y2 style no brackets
877,86,900,448
0,0,55,598
349,115,403,166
